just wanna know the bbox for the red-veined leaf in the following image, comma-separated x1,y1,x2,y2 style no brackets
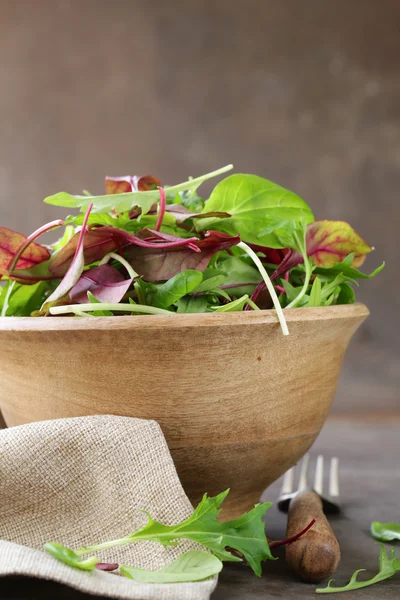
306,220,372,267
125,231,240,281
69,264,132,303
49,227,201,277
0,227,50,276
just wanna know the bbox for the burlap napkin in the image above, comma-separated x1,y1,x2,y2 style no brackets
0,415,217,599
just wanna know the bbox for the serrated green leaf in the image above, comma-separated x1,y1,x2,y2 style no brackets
316,544,400,593
76,490,273,577
121,550,222,583
44,165,233,214
313,257,385,281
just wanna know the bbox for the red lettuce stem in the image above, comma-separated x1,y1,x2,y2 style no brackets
8,219,64,274
155,186,166,232
269,518,316,549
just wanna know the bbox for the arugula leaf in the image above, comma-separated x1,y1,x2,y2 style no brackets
308,276,322,307
45,542,99,571
121,550,222,583
316,544,400,593
371,522,400,543
172,189,205,212
44,165,233,214
75,490,274,576
313,255,385,281
151,270,203,308
198,174,314,247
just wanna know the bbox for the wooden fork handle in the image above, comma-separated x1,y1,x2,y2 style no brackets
285,490,340,582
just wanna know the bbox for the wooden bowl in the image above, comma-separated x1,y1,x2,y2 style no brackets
0,304,368,518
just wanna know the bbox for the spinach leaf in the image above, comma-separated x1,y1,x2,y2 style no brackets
316,544,400,593
191,268,227,294
216,256,262,296
152,270,203,308
371,522,400,543
198,174,314,248
121,550,222,583
177,296,209,313
0,280,56,317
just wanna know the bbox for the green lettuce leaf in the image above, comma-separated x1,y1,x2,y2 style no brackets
121,550,222,583
371,522,400,543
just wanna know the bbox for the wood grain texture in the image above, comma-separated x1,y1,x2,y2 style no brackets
285,491,341,582
0,304,368,517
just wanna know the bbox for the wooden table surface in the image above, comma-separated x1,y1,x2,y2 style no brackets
1,417,399,599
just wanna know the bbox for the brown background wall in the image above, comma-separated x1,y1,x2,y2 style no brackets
0,0,398,413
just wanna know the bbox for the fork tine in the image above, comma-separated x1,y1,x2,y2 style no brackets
298,453,309,491
329,457,340,498
314,455,324,495
280,466,294,495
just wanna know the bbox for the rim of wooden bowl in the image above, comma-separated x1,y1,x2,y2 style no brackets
0,303,369,331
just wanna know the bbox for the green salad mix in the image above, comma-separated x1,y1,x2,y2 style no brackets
0,164,383,334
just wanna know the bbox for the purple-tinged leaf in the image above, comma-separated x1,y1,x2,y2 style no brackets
49,229,119,276
126,231,240,281
49,226,201,277
43,204,93,307
69,264,132,303
0,227,51,276
95,563,119,571
105,174,161,195
164,204,197,222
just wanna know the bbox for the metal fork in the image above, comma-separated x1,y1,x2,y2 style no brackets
276,454,341,583
278,454,341,515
